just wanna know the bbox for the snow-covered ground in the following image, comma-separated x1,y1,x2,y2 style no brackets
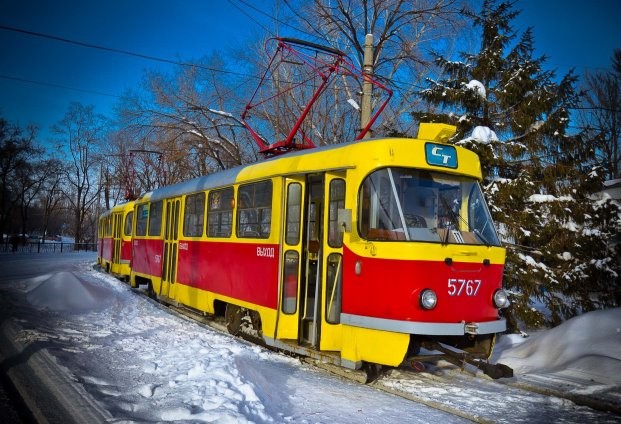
0,252,619,423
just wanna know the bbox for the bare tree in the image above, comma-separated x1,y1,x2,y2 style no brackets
38,158,66,241
117,55,256,179
0,117,38,237
13,146,46,238
579,49,621,180
282,0,466,135
52,103,106,244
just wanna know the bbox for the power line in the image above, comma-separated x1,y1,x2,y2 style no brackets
227,0,276,37
0,24,252,79
233,0,317,40
0,73,123,98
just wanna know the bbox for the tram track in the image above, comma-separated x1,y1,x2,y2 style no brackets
130,286,486,422
124,283,619,423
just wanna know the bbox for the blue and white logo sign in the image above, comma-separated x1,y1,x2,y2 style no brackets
425,143,457,168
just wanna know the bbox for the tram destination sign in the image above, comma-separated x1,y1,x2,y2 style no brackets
424,142,458,169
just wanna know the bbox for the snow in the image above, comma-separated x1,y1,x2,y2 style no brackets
495,308,621,380
347,98,360,110
1,253,620,422
528,194,575,203
459,126,499,144
207,108,233,118
26,271,112,312
517,252,550,271
557,252,573,261
463,79,486,99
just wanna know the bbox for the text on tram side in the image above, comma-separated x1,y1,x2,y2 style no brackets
256,246,275,258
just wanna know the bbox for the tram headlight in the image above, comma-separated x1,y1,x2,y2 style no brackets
493,289,510,309
419,289,438,310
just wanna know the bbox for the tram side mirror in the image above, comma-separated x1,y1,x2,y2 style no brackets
338,209,352,233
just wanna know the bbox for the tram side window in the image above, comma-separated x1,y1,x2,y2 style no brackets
148,201,163,236
207,187,234,238
124,212,133,237
183,192,205,237
105,216,112,237
136,204,148,236
237,180,272,239
285,183,302,245
325,253,343,324
328,179,345,248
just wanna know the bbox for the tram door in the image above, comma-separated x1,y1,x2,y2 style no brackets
161,197,181,299
276,172,346,351
319,172,346,351
300,175,324,347
276,177,306,340
112,212,122,266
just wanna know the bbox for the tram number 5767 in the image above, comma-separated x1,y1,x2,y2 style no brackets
448,278,482,297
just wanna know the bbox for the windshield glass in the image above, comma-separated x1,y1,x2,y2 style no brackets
359,167,500,246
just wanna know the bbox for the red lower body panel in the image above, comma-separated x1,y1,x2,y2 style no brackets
342,245,504,324
176,240,279,309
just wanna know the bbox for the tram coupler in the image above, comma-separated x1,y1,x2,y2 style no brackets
421,341,513,379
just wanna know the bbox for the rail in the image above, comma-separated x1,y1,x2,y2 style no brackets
0,242,97,254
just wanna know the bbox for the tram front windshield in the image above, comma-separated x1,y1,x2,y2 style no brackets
359,167,500,246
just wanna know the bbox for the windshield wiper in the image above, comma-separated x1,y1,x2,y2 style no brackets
387,168,410,241
474,229,491,247
439,195,460,244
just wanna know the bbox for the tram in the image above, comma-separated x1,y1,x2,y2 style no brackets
97,200,134,281
104,123,510,370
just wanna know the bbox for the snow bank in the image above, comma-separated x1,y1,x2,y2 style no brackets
495,308,621,385
26,271,111,312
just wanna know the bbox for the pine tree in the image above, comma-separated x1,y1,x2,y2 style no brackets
414,0,621,329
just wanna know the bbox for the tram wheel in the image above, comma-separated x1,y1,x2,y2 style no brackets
147,282,156,299
225,304,243,336
472,334,496,360
249,310,263,336
364,363,383,384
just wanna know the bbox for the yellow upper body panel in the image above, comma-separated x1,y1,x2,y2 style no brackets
237,136,482,184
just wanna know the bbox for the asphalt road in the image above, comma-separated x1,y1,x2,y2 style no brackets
0,378,28,423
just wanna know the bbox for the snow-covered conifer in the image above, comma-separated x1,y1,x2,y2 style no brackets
415,0,621,329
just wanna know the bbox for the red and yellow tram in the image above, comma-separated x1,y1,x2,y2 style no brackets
97,123,509,370
97,201,134,281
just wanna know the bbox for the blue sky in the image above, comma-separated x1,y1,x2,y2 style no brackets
1,0,619,144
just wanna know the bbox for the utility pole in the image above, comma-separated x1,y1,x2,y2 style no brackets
360,33,374,139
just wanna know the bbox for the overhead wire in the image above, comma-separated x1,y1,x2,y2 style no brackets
0,24,253,79
0,73,123,98
226,0,276,37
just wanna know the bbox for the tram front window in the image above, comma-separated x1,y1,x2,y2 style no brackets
359,167,500,246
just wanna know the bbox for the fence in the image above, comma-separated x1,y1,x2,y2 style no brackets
0,242,97,254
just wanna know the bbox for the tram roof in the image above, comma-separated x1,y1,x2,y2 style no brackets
149,136,481,201
149,140,357,201
150,166,244,202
